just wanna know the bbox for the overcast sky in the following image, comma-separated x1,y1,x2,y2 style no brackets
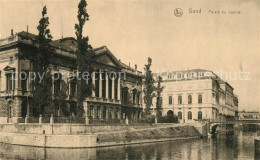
0,0,259,111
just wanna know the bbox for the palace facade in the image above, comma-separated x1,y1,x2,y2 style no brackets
0,31,143,123
152,69,239,123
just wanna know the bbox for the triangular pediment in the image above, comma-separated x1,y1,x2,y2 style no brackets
96,54,120,67
3,65,15,71
94,46,122,68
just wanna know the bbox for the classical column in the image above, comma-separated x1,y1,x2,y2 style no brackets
112,76,115,99
92,72,95,97
105,73,108,99
99,72,102,98
117,75,121,100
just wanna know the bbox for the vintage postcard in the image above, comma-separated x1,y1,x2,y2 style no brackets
0,0,259,159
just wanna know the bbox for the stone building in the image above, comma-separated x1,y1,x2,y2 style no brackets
0,31,143,123
152,69,239,123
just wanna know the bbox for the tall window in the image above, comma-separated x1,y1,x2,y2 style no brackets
198,111,202,120
53,73,62,95
178,111,182,120
169,96,172,105
198,95,202,104
88,106,93,118
178,96,182,104
188,95,192,104
6,73,14,92
188,111,192,120
21,71,28,93
69,77,76,98
122,90,128,105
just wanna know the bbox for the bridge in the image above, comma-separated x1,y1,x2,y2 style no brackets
209,119,260,124
208,119,260,136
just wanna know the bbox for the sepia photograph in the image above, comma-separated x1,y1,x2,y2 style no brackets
0,0,259,159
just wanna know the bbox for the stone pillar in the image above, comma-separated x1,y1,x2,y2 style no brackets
99,72,102,98
117,75,121,100
85,116,89,125
105,73,109,99
50,114,54,125
25,115,28,124
112,76,115,99
39,115,42,124
92,72,95,97
125,116,129,125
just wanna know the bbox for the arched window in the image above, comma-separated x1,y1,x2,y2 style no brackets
178,111,182,119
198,111,202,120
188,95,192,104
198,95,202,104
188,111,192,120
169,96,172,105
178,96,182,104
167,110,173,117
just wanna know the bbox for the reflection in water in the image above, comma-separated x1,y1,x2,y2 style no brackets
0,130,257,160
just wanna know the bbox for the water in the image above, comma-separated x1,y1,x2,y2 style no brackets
0,130,257,160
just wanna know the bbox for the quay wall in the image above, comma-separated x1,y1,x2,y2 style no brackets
0,124,205,148
0,123,152,134
0,132,97,148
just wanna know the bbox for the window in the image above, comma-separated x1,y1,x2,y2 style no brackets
96,106,100,119
178,111,182,119
169,96,172,105
69,78,76,98
122,90,128,105
177,73,182,79
88,106,93,118
188,111,192,120
132,91,136,104
188,95,192,104
198,111,202,120
178,96,182,104
21,71,28,93
53,73,62,95
198,95,202,104
6,73,14,92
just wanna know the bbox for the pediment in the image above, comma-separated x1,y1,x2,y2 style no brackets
3,65,15,71
95,53,121,68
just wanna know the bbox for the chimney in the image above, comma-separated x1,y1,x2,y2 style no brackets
11,29,13,36
135,64,137,71
27,25,28,33
129,62,130,67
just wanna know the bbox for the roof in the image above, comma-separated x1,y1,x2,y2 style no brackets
1,31,142,75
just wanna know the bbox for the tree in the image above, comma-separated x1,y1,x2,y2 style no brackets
143,57,156,116
74,0,94,117
155,75,164,118
31,6,54,116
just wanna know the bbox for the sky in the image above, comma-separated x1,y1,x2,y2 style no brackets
0,0,259,111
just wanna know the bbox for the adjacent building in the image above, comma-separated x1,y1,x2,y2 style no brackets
0,31,143,123
152,69,239,123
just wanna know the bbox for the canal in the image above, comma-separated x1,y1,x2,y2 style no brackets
0,130,257,160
